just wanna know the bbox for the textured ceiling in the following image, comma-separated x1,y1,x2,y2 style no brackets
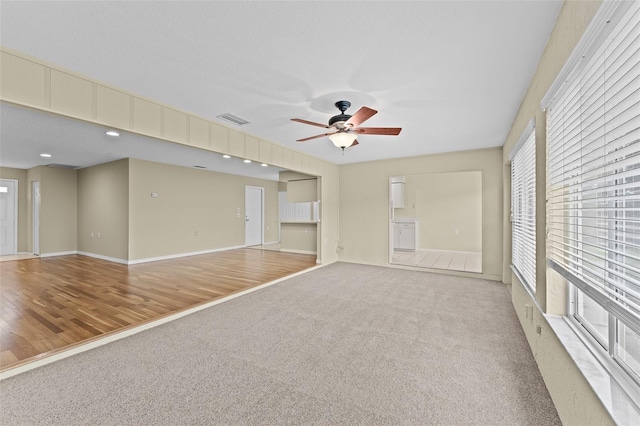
0,1,564,172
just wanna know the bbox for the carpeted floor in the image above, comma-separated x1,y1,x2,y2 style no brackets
0,262,560,425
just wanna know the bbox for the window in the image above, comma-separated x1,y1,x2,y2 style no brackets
511,120,537,292
545,0,640,383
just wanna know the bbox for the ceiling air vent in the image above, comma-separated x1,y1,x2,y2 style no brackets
216,113,250,126
47,163,80,169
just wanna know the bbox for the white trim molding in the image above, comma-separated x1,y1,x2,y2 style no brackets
39,251,78,258
77,251,128,265
508,117,535,161
127,245,246,265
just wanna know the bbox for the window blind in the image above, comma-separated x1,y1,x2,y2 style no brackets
546,0,640,336
511,126,537,292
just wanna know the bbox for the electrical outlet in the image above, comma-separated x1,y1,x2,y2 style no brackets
90,232,94,238
97,233,101,238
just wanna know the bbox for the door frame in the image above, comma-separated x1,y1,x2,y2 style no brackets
388,177,395,264
0,179,18,255
245,185,264,246
32,181,40,255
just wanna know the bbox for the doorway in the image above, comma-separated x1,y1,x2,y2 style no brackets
389,172,483,273
0,179,18,255
245,186,264,247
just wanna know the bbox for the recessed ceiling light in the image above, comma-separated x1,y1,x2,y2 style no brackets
105,130,120,137
40,153,52,158
222,155,231,159
261,163,268,167
244,159,251,163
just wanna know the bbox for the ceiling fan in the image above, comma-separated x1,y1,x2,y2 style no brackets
291,100,401,151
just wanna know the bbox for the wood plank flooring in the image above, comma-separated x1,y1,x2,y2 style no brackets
0,249,317,372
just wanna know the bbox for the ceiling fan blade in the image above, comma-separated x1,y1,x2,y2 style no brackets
350,140,359,147
345,107,377,127
296,132,334,142
291,118,331,128
353,127,402,136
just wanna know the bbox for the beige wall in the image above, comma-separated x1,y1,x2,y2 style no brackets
128,158,279,260
0,46,340,264
281,223,317,254
339,148,502,280
395,171,482,253
27,166,78,255
0,167,28,252
5,158,287,262
77,159,129,260
287,178,317,203
501,0,614,424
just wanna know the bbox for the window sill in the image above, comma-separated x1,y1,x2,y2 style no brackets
545,314,640,425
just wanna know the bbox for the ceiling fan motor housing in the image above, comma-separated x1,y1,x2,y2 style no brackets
328,100,352,127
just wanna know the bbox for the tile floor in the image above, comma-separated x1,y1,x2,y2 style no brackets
392,249,482,273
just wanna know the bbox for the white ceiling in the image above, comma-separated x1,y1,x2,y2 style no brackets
0,1,563,175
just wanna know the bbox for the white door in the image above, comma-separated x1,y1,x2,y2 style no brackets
32,181,40,255
245,186,263,247
0,179,18,255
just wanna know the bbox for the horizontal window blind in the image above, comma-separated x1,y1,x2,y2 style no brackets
547,0,640,336
511,127,537,291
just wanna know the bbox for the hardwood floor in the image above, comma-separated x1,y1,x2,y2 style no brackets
0,249,317,372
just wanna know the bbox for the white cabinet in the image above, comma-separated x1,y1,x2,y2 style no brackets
393,221,419,251
391,182,405,208
279,191,318,222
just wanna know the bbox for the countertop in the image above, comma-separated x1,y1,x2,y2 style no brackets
392,218,419,223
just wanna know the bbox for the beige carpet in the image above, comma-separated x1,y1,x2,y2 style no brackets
0,262,560,425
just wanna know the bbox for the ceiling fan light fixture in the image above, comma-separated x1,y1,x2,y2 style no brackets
328,132,357,148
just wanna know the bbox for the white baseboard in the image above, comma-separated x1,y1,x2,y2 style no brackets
281,249,317,255
127,245,245,265
77,251,128,265
68,245,263,265
39,251,77,258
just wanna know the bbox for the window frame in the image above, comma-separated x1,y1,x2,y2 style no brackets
544,0,640,387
